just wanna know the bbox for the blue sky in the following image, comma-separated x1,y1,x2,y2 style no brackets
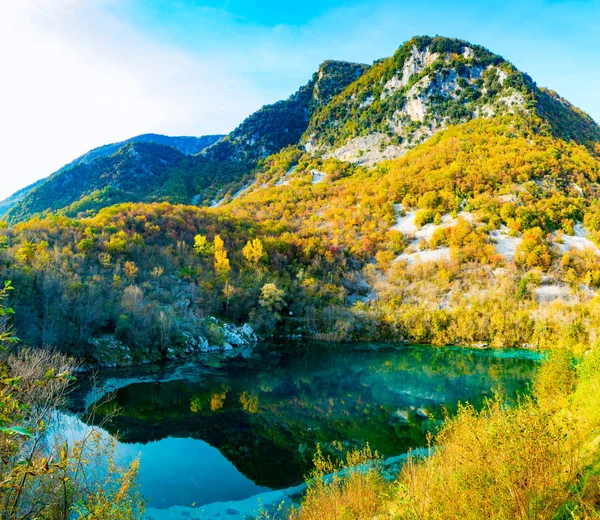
1,0,599,199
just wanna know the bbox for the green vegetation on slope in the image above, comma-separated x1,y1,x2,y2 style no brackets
0,133,223,219
204,60,369,162
5,142,251,222
1,112,600,360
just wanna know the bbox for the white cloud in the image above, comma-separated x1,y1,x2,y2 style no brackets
0,0,267,199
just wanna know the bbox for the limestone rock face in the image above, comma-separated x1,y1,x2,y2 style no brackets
88,335,135,368
305,38,532,165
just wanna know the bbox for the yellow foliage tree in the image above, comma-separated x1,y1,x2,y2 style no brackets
242,238,266,269
213,235,231,277
193,234,211,256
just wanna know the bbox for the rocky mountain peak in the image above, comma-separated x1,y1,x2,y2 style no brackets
302,36,535,165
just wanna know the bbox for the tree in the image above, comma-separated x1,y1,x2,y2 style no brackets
0,282,145,518
242,238,266,269
124,261,139,279
213,235,231,278
0,281,16,347
515,227,552,270
259,283,285,313
193,234,211,256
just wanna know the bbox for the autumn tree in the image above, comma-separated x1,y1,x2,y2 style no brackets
193,234,211,256
259,283,285,313
242,238,266,270
515,227,552,270
213,235,231,278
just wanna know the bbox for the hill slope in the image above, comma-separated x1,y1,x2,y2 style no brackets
0,35,599,372
0,133,224,220
3,142,250,222
303,36,600,163
203,60,369,162
66,133,224,166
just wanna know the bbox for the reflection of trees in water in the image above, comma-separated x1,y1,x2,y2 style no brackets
87,345,537,488
240,391,260,413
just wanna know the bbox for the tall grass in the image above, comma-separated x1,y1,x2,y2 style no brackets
290,344,600,520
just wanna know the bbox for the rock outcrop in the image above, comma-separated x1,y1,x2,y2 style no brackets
88,320,259,368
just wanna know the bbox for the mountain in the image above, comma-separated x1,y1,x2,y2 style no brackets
302,35,600,163
3,142,249,222
0,133,224,220
2,62,368,223
64,133,224,167
203,60,370,162
2,35,600,355
7,36,600,224
0,178,46,218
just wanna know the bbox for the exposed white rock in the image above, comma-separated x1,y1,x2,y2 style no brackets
395,247,452,265
88,335,133,367
535,284,572,303
392,210,419,234
359,95,374,108
326,133,405,164
223,322,257,347
310,169,327,184
275,165,297,186
497,193,518,203
230,183,253,200
554,223,599,254
489,226,522,261
405,97,426,122
392,210,473,243
381,45,440,99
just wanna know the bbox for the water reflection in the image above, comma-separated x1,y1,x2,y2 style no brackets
74,343,539,508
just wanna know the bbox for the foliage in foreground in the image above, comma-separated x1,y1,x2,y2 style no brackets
287,342,600,519
0,283,144,519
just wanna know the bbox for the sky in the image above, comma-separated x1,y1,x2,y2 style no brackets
1,0,599,200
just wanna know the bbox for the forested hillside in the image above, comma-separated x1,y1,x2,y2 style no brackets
2,33,600,519
1,36,600,363
4,143,250,222
1,133,224,221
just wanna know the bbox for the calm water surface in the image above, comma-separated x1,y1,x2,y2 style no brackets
68,342,540,510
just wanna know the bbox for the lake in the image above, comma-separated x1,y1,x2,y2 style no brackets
64,342,540,518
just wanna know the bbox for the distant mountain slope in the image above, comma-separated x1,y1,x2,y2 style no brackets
1,133,224,221
4,142,249,222
0,179,46,218
70,133,224,166
5,36,599,224
203,60,369,162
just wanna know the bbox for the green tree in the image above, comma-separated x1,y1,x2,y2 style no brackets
193,234,211,256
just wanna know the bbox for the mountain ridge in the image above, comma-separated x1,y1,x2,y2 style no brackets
0,133,225,220
3,35,599,224
202,59,370,163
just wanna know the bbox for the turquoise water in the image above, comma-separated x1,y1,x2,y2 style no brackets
69,343,540,511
